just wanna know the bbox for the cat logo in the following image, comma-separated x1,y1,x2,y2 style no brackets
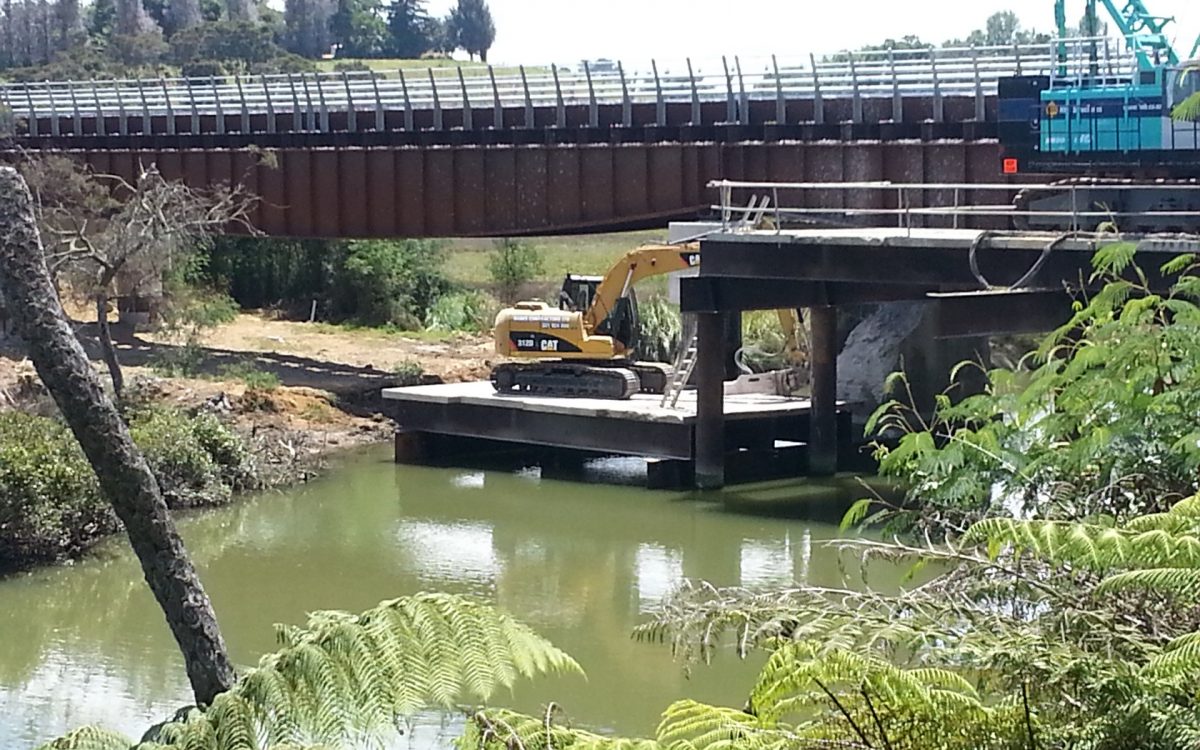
1046,101,1061,118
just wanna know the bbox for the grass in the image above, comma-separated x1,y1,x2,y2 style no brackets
315,58,548,78
444,230,671,299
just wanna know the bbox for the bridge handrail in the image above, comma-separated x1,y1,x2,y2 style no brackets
1,36,1146,135
708,179,1200,234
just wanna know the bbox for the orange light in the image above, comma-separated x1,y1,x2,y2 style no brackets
1002,158,1019,175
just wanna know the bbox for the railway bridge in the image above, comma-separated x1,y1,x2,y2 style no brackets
0,41,1125,238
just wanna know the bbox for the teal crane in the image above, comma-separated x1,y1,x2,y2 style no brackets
1055,0,1186,71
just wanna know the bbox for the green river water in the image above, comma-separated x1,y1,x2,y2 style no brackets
0,445,879,749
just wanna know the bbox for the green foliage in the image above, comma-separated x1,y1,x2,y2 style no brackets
332,239,452,328
866,245,1200,531
425,289,491,333
446,0,494,61
0,407,254,570
329,0,388,57
0,411,113,568
487,238,545,304
43,593,582,750
391,359,424,385
169,21,286,73
634,296,681,364
385,0,434,57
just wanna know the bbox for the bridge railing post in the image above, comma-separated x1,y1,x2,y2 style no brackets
342,71,357,132
808,53,824,125
286,74,302,132
23,83,37,137
889,48,902,123
235,75,250,133
369,71,383,132
618,60,631,127
1013,42,1023,75
90,79,105,137
456,67,471,130
315,74,330,132
687,58,700,126
772,54,785,124
261,75,275,134
116,80,129,136
552,63,565,128
69,81,82,136
651,59,664,126
848,51,864,123
210,76,223,135
971,45,985,122
520,65,533,127
929,48,944,123
44,81,59,137
584,61,598,128
735,56,748,124
136,77,152,135
722,56,734,123
398,70,413,130
489,65,503,129
300,73,317,132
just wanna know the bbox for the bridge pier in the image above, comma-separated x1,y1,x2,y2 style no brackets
808,306,839,477
694,312,728,490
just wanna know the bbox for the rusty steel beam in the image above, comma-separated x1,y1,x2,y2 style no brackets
13,140,1006,239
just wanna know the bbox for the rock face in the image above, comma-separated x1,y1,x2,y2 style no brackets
837,301,988,423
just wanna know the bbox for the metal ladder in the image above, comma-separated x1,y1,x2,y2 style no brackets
660,314,699,409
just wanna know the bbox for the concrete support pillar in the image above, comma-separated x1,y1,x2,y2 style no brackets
809,305,838,477
695,311,727,489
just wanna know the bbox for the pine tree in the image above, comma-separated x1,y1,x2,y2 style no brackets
447,0,492,61
384,0,429,58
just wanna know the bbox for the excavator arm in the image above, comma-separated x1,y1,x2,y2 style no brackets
582,243,701,330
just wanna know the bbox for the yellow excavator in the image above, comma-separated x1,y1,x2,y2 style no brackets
492,242,806,400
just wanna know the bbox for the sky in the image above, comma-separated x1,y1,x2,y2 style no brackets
424,0,1200,68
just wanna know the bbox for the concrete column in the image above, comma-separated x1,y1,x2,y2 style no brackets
809,305,838,477
695,311,727,489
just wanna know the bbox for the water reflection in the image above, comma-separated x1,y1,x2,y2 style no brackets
0,446,884,749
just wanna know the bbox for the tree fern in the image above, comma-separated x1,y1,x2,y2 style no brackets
459,707,659,750
35,727,136,750
40,593,582,750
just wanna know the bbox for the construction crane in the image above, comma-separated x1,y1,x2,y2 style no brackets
998,0,1200,231
491,243,805,400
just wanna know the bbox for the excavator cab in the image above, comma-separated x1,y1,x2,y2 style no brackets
558,274,639,352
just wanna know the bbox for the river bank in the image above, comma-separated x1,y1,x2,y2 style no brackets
0,312,498,575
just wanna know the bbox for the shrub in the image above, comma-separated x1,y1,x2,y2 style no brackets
392,360,424,385
425,290,492,333
488,239,544,304
0,412,113,568
332,240,452,328
128,407,250,507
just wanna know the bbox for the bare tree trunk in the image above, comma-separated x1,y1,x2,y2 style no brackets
95,289,124,398
0,166,235,706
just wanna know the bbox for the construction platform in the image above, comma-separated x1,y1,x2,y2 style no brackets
381,381,853,489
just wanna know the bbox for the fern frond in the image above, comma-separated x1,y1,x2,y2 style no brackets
34,726,135,750
460,708,659,750
41,593,582,750
1143,632,1200,679
1098,568,1200,599
962,518,1200,571
655,700,758,749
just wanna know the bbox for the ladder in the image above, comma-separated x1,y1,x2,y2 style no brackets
660,314,699,409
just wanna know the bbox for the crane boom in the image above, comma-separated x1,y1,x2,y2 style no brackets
1055,0,1180,70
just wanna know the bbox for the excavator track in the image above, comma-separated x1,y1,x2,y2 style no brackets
1014,177,1200,233
492,361,641,399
